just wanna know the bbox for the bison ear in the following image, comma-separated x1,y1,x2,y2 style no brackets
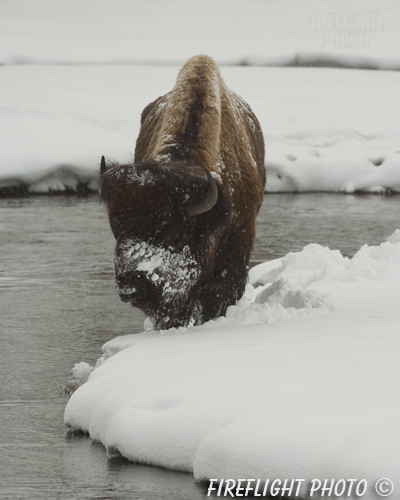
187,168,218,216
100,155,107,175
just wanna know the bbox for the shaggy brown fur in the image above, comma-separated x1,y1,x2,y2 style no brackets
100,55,265,329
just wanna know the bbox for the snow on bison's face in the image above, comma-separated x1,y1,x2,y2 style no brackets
100,159,232,329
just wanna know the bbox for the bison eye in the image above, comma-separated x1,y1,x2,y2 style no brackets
165,227,183,245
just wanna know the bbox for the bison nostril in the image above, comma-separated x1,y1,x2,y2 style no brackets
118,291,134,303
115,278,149,306
116,284,138,301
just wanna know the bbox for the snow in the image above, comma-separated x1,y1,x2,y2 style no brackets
1,0,400,194
71,362,94,385
115,237,200,310
1,0,399,68
65,231,400,498
1,65,400,194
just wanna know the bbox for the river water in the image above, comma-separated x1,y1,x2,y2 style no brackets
1,193,399,499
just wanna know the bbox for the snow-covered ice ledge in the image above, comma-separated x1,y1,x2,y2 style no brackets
265,136,400,194
0,165,98,197
65,231,400,499
1,65,400,195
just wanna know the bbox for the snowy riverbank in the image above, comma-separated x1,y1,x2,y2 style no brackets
65,230,400,499
1,64,400,195
2,0,399,195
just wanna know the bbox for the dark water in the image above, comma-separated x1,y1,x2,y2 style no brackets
1,194,399,499
254,192,400,263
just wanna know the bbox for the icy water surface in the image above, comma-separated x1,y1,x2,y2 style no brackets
1,193,399,500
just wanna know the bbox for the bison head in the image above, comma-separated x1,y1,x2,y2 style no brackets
100,158,232,329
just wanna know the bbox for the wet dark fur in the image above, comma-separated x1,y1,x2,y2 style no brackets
100,55,265,329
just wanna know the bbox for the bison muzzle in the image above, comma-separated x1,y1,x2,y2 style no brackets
100,55,265,330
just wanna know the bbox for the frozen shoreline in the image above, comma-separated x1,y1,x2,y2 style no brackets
1,65,399,196
65,231,400,500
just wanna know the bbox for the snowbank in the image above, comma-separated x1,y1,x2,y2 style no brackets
65,230,400,499
1,65,400,194
2,0,400,195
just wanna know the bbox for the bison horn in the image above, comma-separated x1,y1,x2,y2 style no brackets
100,155,107,175
187,168,218,216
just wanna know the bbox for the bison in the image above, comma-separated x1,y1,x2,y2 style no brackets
100,54,265,330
